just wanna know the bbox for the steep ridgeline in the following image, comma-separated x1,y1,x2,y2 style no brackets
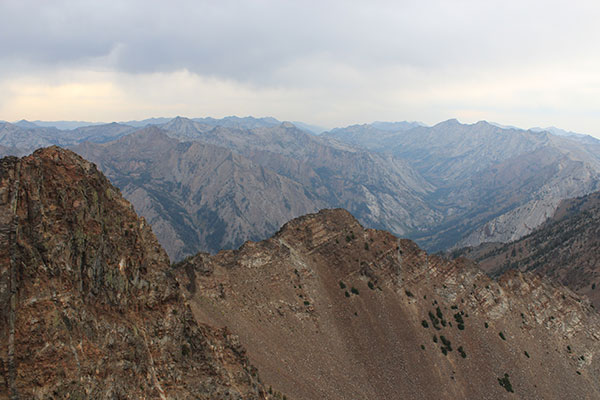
159,119,437,235
175,209,600,400
76,120,439,260
73,127,324,261
455,191,600,308
324,120,600,251
0,121,135,156
0,148,272,399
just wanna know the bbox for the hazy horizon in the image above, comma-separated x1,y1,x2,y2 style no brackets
1,1,599,137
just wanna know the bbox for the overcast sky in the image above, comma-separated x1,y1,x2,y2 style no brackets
1,0,599,135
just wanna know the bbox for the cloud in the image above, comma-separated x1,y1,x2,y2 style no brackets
3,1,599,83
1,1,600,135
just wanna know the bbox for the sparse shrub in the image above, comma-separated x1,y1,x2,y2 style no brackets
405,290,414,297
436,307,443,319
421,345,425,350
454,312,465,330
345,235,351,242
428,311,441,330
433,335,438,343
339,281,346,289
351,287,359,295
440,335,452,350
484,322,489,329
498,373,514,393
441,347,448,355
458,346,466,358
524,351,530,358
368,281,375,290
421,320,429,328
499,331,506,341
303,300,310,306
345,291,350,297
364,242,369,250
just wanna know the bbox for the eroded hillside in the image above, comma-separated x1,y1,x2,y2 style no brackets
176,209,600,400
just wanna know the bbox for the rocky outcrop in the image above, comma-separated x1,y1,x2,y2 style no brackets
176,209,600,400
456,190,600,308
0,148,271,399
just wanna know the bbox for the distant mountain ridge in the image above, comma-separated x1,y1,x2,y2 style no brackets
324,119,600,251
2,116,600,259
454,190,600,308
73,127,324,260
74,122,438,260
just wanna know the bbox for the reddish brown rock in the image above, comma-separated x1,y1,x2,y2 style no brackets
0,147,271,399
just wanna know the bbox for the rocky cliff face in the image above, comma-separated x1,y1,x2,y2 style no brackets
175,209,600,400
456,191,600,308
0,148,271,399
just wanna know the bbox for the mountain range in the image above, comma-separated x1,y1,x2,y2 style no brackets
2,116,600,262
3,147,600,399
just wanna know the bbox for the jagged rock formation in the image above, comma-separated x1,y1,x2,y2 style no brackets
455,191,600,308
175,209,600,400
0,148,271,399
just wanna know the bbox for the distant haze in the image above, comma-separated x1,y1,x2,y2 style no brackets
1,1,600,137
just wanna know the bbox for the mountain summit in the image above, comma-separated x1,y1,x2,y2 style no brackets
0,148,271,399
175,208,600,399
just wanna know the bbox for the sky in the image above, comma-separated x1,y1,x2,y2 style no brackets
1,0,599,135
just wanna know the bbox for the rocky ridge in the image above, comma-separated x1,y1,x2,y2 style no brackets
0,148,272,399
455,191,600,308
176,209,600,400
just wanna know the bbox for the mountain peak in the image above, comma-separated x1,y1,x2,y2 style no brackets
176,205,600,399
14,119,39,129
0,148,271,398
280,121,296,129
435,118,461,127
